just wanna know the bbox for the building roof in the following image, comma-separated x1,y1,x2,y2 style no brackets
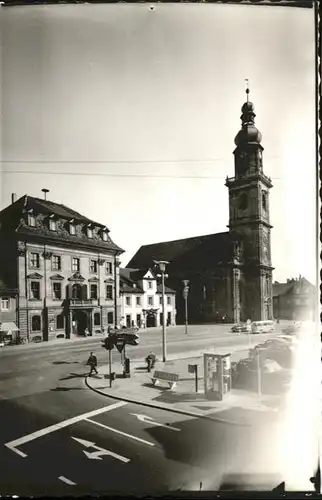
0,195,124,254
119,268,144,293
273,277,315,297
273,282,294,297
156,284,176,294
119,268,175,294
0,279,18,296
120,282,144,294
126,232,234,273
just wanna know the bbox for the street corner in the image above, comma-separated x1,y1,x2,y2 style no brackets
84,359,283,426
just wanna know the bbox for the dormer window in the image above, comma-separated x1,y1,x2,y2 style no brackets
101,228,108,241
69,220,76,235
48,215,57,231
28,213,36,227
87,226,93,239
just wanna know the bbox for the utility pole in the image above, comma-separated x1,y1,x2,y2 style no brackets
182,280,190,335
154,260,169,362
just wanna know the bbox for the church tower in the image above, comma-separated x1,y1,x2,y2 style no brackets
225,84,274,321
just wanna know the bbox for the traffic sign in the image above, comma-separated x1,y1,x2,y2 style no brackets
115,339,126,353
116,332,140,346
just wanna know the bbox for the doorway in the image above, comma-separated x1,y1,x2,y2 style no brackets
146,312,157,328
126,315,131,328
72,310,90,336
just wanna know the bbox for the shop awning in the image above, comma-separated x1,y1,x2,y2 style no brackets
0,322,20,333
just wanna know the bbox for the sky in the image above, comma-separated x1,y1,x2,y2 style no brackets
0,3,317,284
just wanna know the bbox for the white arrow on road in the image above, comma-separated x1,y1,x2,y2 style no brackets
71,436,130,463
130,413,181,432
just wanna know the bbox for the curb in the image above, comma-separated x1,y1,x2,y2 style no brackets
84,375,254,427
0,335,105,353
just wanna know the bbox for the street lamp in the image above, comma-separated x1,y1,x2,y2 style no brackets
182,280,190,335
114,256,121,329
154,260,169,362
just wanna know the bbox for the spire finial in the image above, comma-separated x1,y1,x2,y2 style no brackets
245,78,250,103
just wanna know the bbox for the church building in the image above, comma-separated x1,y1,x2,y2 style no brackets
127,89,274,325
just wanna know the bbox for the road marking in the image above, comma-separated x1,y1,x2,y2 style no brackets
72,436,130,462
58,476,77,486
4,401,127,457
85,418,155,446
130,413,181,432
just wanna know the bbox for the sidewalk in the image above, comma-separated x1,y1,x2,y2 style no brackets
86,347,282,426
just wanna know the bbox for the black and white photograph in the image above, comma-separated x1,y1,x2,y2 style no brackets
0,1,320,496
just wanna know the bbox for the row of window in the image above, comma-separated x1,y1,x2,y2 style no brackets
31,311,108,332
125,295,172,307
29,253,113,274
29,282,113,301
0,298,10,311
27,213,109,241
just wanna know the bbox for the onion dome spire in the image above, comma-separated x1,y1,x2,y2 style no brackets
234,80,262,146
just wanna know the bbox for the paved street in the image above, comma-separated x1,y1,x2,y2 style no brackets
0,323,306,495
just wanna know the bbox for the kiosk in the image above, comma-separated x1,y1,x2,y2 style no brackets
203,353,232,401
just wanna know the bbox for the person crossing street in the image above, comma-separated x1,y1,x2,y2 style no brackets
86,351,98,376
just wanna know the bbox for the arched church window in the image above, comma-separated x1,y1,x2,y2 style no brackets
262,191,267,211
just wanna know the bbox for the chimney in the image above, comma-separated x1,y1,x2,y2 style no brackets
41,188,50,200
11,193,17,204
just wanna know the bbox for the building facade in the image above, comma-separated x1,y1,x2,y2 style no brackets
127,90,274,324
120,268,176,328
273,276,316,321
0,280,19,341
0,194,123,342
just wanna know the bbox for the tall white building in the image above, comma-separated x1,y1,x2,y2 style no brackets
120,268,176,328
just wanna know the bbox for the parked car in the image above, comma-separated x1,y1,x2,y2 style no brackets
251,320,275,334
231,323,248,333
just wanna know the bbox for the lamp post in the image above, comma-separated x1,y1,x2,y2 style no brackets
114,256,121,329
182,280,190,335
154,260,169,362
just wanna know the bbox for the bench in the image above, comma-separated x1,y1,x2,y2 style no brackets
151,370,180,389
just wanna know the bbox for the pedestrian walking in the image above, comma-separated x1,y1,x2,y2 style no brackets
146,351,156,372
86,351,98,376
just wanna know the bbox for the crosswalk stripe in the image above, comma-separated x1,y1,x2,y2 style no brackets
58,476,76,485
